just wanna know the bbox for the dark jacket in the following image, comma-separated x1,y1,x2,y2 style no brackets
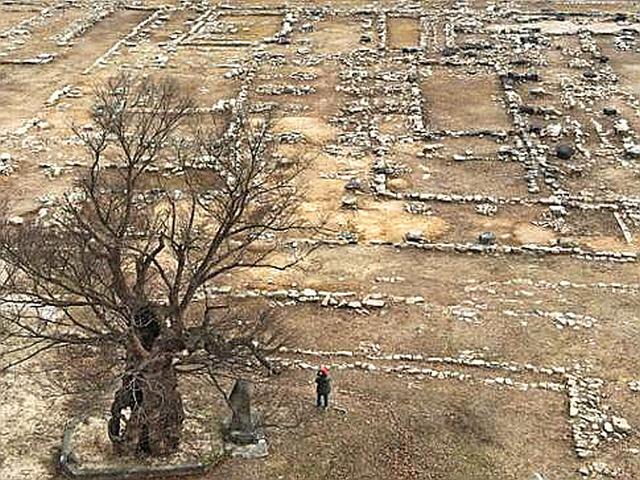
315,373,331,394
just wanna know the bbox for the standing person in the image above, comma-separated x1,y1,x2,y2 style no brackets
315,366,331,409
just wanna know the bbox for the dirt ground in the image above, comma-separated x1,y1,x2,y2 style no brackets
1,1,640,479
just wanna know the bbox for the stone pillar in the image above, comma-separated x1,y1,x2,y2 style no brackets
223,379,268,459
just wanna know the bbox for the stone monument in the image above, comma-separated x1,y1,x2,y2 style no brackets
223,379,268,459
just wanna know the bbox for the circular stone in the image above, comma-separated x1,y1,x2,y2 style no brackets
555,144,575,160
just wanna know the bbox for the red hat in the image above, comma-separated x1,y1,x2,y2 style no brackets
319,366,329,375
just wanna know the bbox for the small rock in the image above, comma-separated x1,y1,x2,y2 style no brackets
624,143,640,158
363,297,386,308
578,466,590,476
406,296,424,305
388,178,409,192
555,144,575,160
405,230,424,242
301,288,317,298
341,195,358,210
614,118,630,134
478,231,496,245
345,178,363,191
612,416,631,433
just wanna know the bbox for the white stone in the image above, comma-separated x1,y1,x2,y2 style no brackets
301,288,317,298
363,297,386,308
405,296,424,305
612,416,631,433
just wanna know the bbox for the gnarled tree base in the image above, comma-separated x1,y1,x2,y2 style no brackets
108,361,184,457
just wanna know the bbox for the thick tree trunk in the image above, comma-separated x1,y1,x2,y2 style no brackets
109,356,185,457
108,314,185,458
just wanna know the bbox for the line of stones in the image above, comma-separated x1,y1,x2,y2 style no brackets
567,375,631,460
502,309,598,330
274,352,634,468
497,60,546,194
394,239,637,263
277,346,571,378
82,7,171,75
357,13,640,234
274,348,631,464
464,277,640,294
349,45,640,222
274,350,632,479
203,284,600,332
269,355,564,394
208,4,637,21
30,189,638,261
179,6,297,47
203,284,403,309
1,1,138,64
25,26,268,224
379,190,640,212
286,237,638,263
53,1,120,47
0,0,68,47
533,30,639,195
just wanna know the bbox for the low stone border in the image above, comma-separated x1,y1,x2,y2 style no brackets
82,8,169,75
273,349,632,463
59,416,214,479
284,238,638,264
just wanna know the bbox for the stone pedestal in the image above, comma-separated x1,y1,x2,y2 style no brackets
222,413,268,459
223,433,269,459
223,411,261,445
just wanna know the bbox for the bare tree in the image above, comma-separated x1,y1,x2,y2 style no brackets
0,74,311,457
